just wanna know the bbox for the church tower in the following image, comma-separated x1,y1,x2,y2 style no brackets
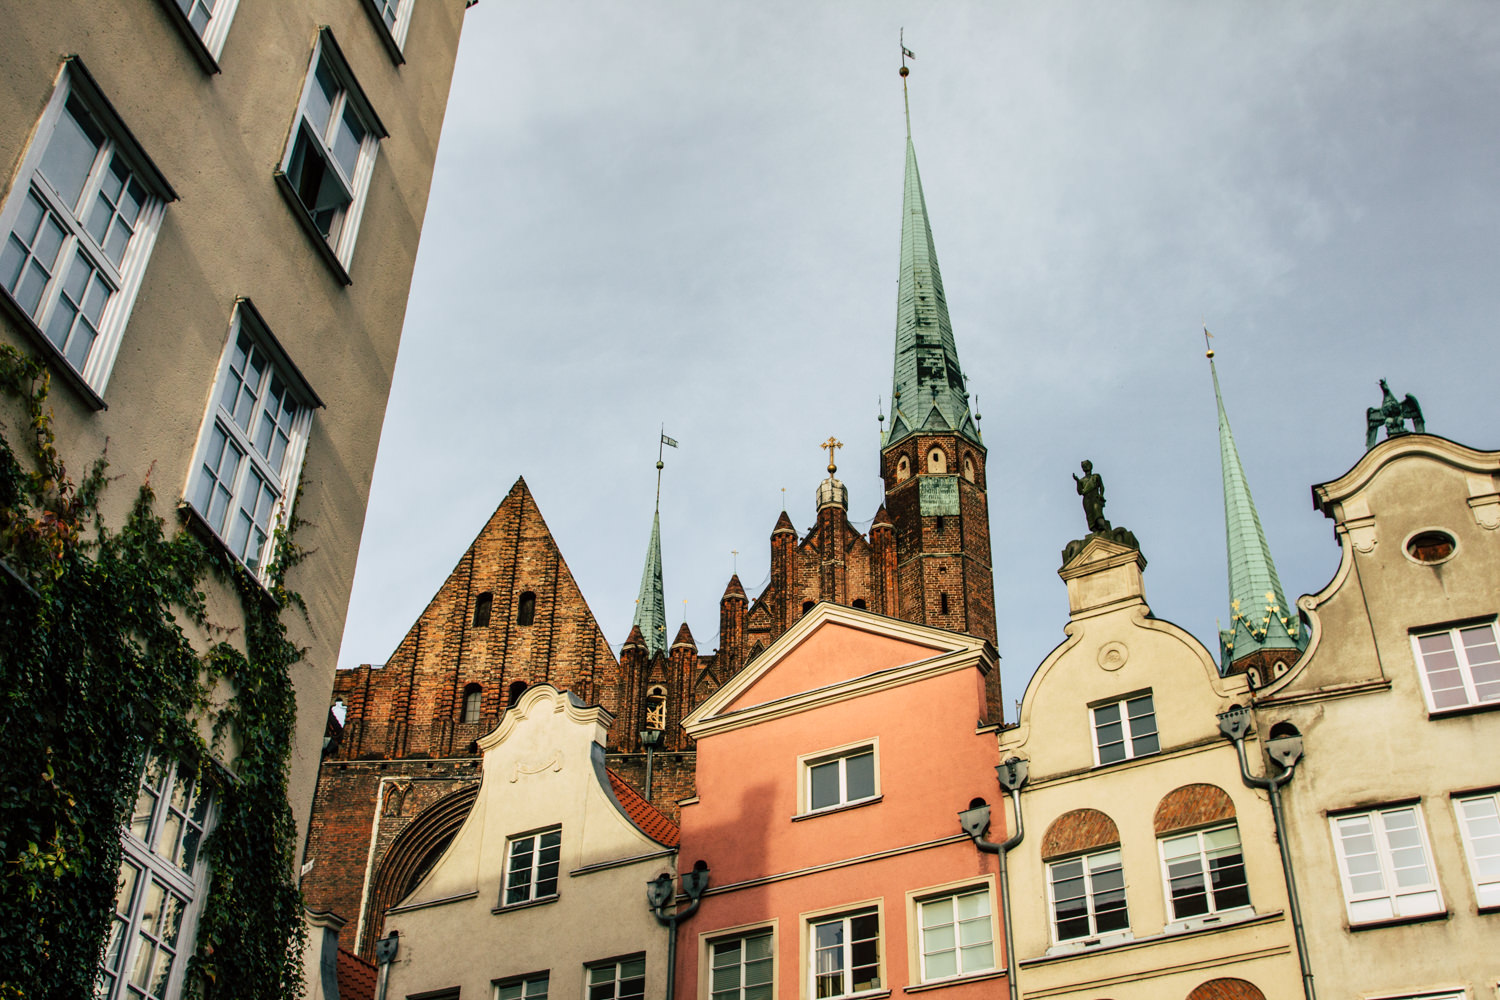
879,100,996,644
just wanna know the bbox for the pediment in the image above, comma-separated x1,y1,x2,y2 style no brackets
684,603,989,736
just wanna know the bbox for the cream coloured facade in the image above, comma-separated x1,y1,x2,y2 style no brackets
0,1,468,994
381,683,678,1000
1247,433,1500,1000
997,535,1303,1000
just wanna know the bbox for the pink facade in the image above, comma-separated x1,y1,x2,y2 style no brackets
678,604,1008,999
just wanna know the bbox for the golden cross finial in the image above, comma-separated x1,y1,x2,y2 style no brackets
821,436,844,474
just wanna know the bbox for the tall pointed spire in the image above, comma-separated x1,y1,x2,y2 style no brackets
883,77,980,450
631,433,671,658
1209,339,1305,673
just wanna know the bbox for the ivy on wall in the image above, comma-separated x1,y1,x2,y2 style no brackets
0,345,306,999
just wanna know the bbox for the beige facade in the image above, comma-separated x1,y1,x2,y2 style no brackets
997,536,1302,1000
382,684,677,999
1247,433,1500,1000
0,1,467,993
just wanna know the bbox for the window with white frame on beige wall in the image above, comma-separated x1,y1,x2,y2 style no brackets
501,827,561,906
1090,691,1158,765
1454,791,1500,910
493,972,548,999
0,61,172,400
277,30,385,278
1040,808,1130,949
184,301,317,578
1330,804,1444,924
1411,621,1500,713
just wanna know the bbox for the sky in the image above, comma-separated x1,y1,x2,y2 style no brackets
337,1,1499,710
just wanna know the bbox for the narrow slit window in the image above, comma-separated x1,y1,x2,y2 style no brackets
516,591,536,626
472,591,492,627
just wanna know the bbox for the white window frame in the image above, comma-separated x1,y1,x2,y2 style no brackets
1090,692,1159,766
805,906,883,999
1330,804,1445,925
277,30,385,279
797,739,879,816
910,882,996,983
705,925,774,1000
1158,823,1252,929
585,954,645,1000
1045,848,1130,947
0,60,171,400
493,971,548,1000
1411,621,1500,714
184,300,317,579
362,0,416,60
98,753,214,1000
502,826,562,906
1454,791,1500,910
154,0,242,66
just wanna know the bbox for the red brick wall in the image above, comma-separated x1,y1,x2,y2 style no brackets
1185,979,1267,1000
1040,808,1122,859
1154,783,1236,835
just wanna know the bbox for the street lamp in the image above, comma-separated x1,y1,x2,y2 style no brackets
648,860,710,1000
639,727,664,800
957,757,1028,1000
1217,706,1314,1000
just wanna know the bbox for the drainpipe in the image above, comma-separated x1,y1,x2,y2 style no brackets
648,859,710,1000
373,930,398,1000
1217,707,1315,1000
958,757,1028,1000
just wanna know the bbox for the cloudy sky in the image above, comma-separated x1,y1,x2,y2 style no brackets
337,1,1498,708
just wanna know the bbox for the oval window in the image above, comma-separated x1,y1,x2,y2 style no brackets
1406,530,1455,564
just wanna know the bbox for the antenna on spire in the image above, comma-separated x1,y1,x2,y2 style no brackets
1203,322,1215,360
731,549,739,573
900,29,915,139
781,487,786,510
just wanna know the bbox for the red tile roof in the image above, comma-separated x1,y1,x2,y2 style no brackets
337,948,377,1000
607,769,680,846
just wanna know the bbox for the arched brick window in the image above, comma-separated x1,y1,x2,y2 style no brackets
1154,784,1235,835
896,454,911,482
508,681,527,707
963,454,976,482
471,591,492,627
516,590,536,626
460,683,482,724
927,447,947,474
1041,809,1120,860
644,684,667,731
851,598,866,610
1185,978,1266,1000
362,785,478,959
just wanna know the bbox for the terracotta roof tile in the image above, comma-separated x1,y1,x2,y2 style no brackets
607,769,680,847
337,949,377,1000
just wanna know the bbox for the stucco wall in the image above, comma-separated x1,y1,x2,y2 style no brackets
0,0,466,857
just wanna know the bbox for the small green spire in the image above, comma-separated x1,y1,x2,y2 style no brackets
1210,352,1305,671
631,508,667,659
884,134,981,450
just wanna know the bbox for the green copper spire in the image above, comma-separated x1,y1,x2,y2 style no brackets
631,432,675,659
1210,352,1305,671
883,135,981,449
631,509,667,659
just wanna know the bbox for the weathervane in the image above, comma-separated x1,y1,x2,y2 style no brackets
900,29,915,137
654,425,679,510
821,436,844,474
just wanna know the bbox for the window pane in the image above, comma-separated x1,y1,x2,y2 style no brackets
332,105,365,180
809,760,839,810
1462,625,1500,702
1418,631,1470,708
306,59,339,139
39,96,105,210
844,752,875,801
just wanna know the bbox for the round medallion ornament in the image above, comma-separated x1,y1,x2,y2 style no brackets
1097,641,1128,671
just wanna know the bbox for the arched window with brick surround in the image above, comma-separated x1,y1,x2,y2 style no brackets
516,591,536,626
1040,809,1129,945
1155,785,1250,924
471,591,492,627
1185,978,1266,1000
460,684,482,724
